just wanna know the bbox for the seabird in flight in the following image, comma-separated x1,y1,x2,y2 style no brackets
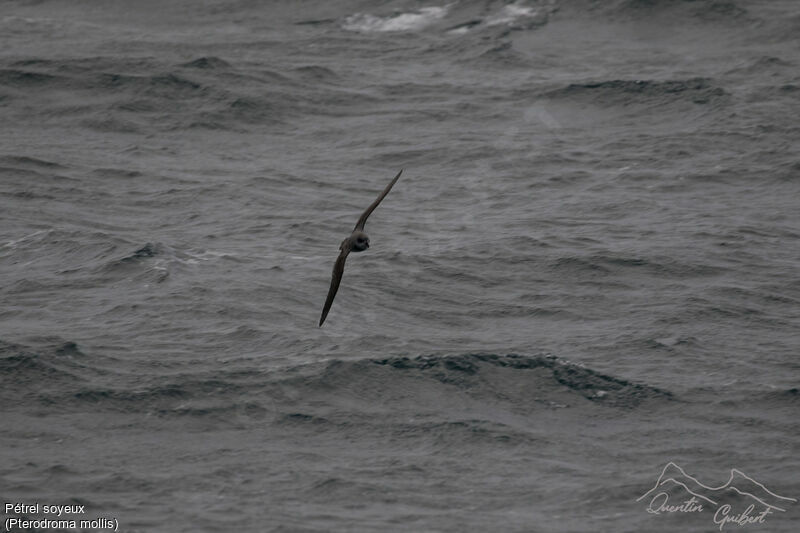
319,169,403,326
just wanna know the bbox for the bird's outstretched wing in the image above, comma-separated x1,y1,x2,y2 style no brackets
319,246,351,326
353,169,403,232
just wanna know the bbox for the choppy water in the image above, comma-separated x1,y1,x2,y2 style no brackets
2,1,799,531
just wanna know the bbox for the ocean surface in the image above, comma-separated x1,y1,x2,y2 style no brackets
1,0,799,531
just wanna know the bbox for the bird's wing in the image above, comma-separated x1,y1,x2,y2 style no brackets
353,169,403,232
319,246,351,326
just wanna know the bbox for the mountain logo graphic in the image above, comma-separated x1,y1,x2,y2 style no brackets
637,462,796,530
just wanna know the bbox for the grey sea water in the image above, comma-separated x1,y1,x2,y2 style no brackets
1,1,799,531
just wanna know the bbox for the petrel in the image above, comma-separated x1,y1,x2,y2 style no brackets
319,169,403,326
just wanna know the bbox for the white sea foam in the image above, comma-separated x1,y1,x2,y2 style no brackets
447,2,540,35
486,2,538,27
343,6,449,32
448,25,471,35
0,229,50,250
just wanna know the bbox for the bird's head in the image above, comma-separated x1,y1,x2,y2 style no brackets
351,231,370,252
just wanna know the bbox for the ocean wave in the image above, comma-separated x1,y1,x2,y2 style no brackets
542,78,730,107
289,352,670,411
566,0,750,23
93,242,184,284
615,0,747,20
366,353,672,407
0,338,95,404
549,252,728,279
343,6,451,33
0,51,378,133
34,353,671,419
0,154,65,169
0,68,60,88
180,56,232,70
292,65,339,82
1,229,121,276
63,376,271,425
482,1,549,30
341,1,554,35
725,55,793,77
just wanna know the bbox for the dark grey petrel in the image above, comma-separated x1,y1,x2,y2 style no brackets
319,169,403,327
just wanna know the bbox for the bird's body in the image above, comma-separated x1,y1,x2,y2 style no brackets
319,169,403,327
